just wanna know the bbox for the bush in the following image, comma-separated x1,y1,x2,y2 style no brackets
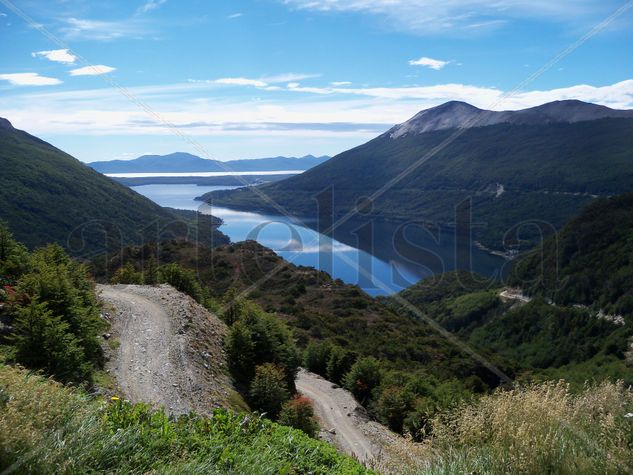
326,346,356,385
158,263,205,303
303,340,332,376
249,363,290,419
110,262,143,285
278,396,319,437
344,357,382,403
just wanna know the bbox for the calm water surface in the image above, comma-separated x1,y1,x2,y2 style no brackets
133,184,507,296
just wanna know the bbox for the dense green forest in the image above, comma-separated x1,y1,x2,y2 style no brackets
207,118,633,250
511,192,633,314
0,119,227,256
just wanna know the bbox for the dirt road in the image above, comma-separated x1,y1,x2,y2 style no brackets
98,284,233,416
296,369,398,464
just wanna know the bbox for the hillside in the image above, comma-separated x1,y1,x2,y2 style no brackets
0,118,228,255
387,195,633,386
511,192,633,314
89,152,330,173
206,101,633,251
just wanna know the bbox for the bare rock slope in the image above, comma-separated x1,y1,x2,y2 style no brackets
98,284,235,415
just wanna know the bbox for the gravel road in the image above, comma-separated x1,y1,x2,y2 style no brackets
98,284,233,416
296,369,399,464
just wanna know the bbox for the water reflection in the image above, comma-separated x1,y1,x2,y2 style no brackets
133,184,506,296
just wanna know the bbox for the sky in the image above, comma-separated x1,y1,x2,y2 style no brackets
0,0,632,162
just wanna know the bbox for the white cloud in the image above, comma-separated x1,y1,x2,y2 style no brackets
287,82,300,89
409,56,449,70
195,73,320,90
227,13,243,19
32,48,77,64
331,81,352,86
137,0,167,14
281,0,606,33
62,17,150,40
1,78,631,140
215,77,269,87
69,65,117,76
0,13,7,17
0,73,62,86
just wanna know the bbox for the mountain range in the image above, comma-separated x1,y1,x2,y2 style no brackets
206,100,633,251
89,152,330,174
0,118,227,255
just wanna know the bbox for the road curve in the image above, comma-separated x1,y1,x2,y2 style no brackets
296,369,377,463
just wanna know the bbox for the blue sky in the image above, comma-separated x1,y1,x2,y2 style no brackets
0,0,632,162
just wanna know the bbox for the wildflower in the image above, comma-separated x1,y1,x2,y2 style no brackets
111,396,120,401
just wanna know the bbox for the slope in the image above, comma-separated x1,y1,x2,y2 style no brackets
206,101,633,251
0,118,228,255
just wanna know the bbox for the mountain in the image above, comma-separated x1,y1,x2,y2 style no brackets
511,192,633,315
89,153,330,174
388,99,633,138
205,100,633,251
0,118,228,255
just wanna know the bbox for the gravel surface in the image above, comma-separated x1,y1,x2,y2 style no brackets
296,369,401,464
97,284,234,416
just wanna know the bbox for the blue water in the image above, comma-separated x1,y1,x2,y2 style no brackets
133,184,506,296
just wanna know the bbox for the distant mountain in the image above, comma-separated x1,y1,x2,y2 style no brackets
0,118,228,255
89,153,330,174
206,100,633,251
388,99,633,138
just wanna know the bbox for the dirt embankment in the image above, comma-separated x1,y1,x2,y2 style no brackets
97,284,235,416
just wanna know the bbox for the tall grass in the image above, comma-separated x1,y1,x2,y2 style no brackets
0,364,369,474
425,380,633,475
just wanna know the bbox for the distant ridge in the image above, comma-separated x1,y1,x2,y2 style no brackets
89,152,330,174
207,99,633,251
388,100,633,138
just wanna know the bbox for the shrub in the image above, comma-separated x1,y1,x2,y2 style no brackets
326,346,356,385
303,340,332,376
278,396,319,437
249,363,290,419
344,357,382,403
110,262,143,285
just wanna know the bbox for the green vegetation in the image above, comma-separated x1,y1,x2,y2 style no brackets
0,364,368,474
424,380,633,474
207,118,633,250
0,223,104,384
0,120,227,255
278,396,319,438
512,192,633,314
92,239,511,437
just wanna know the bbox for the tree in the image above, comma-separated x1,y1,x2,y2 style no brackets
375,386,414,433
303,340,332,376
226,321,256,384
145,257,159,285
249,363,290,418
10,299,90,383
221,288,244,326
110,262,143,285
326,346,356,385
158,263,204,303
343,357,382,403
278,396,319,437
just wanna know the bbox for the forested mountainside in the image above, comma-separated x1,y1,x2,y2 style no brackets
206,101,633,251
0,118,228,255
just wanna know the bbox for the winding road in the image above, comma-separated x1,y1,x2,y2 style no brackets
296,369,379,463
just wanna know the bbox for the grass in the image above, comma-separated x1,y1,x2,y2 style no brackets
423,380,633,475
0,364,370,474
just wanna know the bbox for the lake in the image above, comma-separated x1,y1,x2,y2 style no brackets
133,184,508,296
